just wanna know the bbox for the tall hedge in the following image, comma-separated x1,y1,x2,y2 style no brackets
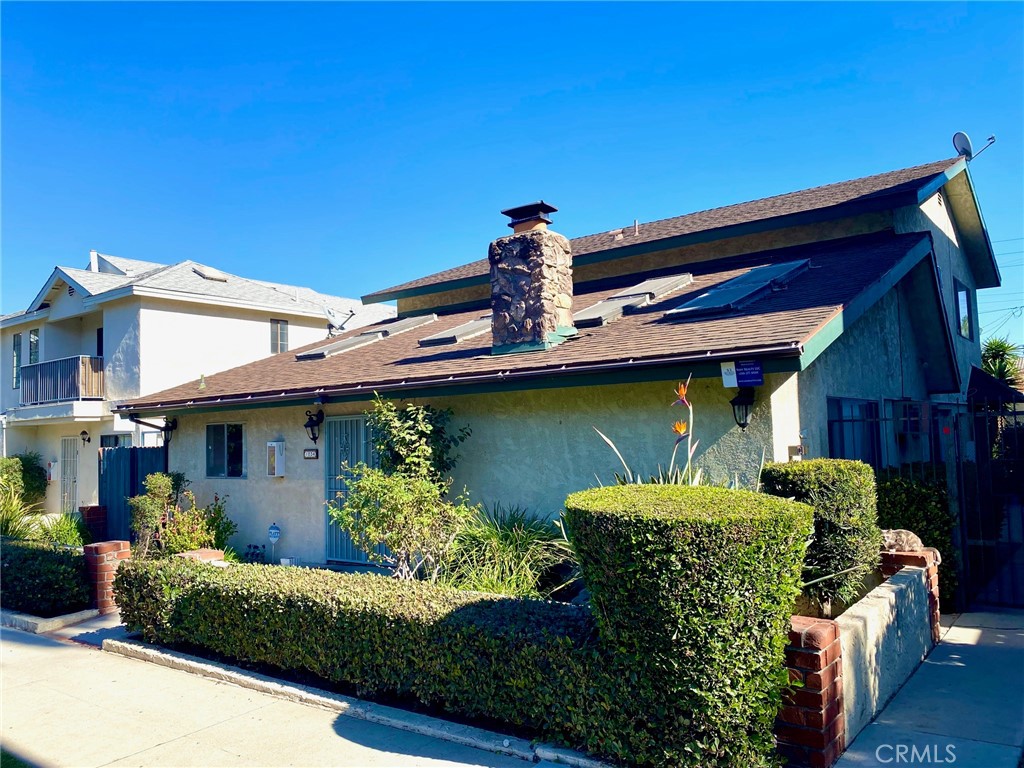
0,538,90,617
0,457,25,498
115,560,624,758
564,485,813,767
761,459,882,606
876,474,958,609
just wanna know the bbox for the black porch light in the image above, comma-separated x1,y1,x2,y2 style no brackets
80,430,91,445
730,388,756,431
304,409,325,444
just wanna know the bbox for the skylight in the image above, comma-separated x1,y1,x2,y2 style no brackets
419,316,491,347
295,333,383,361
361,314,437,337
192,264,230,282
666,260,809,318
573,271,694,329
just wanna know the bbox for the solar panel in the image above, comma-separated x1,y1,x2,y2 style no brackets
295,333,383,361
418,316,492,347
612,273,693,301
360,314,437,337
666,260,809,318
573,296,647,328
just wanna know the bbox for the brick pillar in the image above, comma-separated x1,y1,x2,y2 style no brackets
880,550,941,644
83,541,131,615
776,616,845,768
78,505,108,542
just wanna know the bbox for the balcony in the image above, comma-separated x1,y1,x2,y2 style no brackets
20,356,105,407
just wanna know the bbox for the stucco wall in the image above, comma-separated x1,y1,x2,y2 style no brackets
102,301,142,402
837,566,934,742
798,288,931,460
168,374,796,564
894,193,980,394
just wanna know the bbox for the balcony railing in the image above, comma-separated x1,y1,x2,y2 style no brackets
20,356,105,406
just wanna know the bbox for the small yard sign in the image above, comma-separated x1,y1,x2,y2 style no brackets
268,523,281,544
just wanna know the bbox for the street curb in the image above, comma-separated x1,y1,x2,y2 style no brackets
1,608,100,634
102,638,614,767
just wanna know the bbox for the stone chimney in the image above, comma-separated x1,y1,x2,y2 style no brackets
489,202,575,355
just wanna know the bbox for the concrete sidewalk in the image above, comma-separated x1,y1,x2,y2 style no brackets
0,625,541,768
836,610,1024,767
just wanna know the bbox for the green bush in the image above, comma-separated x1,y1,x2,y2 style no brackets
441,504,575,598
13,452,48,505
761,459,882,607
564,484,813,767
0,538,90,617
876,474,959,609
115,559,624,758
0,458,25,500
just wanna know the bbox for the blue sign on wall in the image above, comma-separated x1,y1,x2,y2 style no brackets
736,360,764,387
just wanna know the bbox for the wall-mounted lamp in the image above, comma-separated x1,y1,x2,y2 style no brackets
304,409,325,444
730,388,756,431
80,430,91,445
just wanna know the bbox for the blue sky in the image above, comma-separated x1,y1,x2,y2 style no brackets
2,2,1022,346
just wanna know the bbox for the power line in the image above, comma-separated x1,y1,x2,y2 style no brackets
993,237,1024,243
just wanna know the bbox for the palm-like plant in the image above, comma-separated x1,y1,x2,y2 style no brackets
0,481,42,539
982,336,1022,388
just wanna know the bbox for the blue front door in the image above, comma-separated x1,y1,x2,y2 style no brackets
324,415,375,562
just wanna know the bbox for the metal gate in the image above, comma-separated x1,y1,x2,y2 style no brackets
957,398,1024,607
60,436,79,514
98,446,167,539
324,415,378,563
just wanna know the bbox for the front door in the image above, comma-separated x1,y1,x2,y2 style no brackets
324,416,375,562
60,436,79,514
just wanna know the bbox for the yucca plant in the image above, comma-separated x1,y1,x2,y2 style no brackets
442,503,575,598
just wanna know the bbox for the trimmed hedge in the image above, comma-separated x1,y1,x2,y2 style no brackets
876,474,958,609
0,457,25,498
761,459,883,606
0,538,90,617
564,485,813,767
115,560,623,757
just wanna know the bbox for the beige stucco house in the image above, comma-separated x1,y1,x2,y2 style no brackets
119,155,1002,566
1,251,394,516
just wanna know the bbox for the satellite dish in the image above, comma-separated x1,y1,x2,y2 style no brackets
952,131,974,160
323,306,355,337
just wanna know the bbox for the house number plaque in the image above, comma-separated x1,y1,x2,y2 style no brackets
303,448,319,460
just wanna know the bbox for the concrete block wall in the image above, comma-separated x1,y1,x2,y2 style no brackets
879,549,941,643
83,541,131,615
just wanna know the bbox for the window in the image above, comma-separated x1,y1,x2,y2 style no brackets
827,397,882,467
270,319,288,354
955,280,973,340
28,329,39,365
100,433,133,449
206,423,245,478
11,333,22,389
96,327,104,358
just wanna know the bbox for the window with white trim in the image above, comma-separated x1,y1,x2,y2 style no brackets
12,333,22,389
270,319,288,354
206,423,246,478
955,280,974,340
28,329,39,365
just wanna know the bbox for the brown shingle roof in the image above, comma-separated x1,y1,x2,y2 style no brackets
364,158,959,301
121,231,931,412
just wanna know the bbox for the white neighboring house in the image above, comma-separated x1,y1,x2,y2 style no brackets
0,250,394,516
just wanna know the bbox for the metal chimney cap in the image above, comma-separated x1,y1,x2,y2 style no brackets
501,201,558,229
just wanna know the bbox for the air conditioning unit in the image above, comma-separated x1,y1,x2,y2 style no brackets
267,441,285,477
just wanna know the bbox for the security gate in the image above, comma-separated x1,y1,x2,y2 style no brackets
324,415,377,563
60,436,79,514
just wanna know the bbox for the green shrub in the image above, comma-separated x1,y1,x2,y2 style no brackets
367,393,471,478
441,504,575,598
0,458,25,500
161,496,215,555
36,513,92,547
130,473,174,558
0,538,90,617
13,452,48,505
564,484,813,767
115,559,623,758
761,459,883,607
204,494,237,550
876,474,959,609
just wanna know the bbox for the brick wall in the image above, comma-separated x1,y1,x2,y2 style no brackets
78,505,108,542
880,549,941,643
777,616,845,768
83,541,131,615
